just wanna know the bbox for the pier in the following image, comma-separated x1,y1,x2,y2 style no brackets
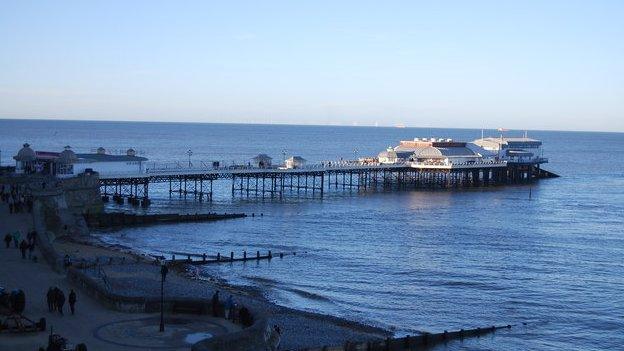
98,160,555,204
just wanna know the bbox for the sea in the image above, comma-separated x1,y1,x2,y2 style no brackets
1,119,623,350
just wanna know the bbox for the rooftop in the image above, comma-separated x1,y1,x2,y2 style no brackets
474,137,542,149
76,153,148,162
252,154,272,160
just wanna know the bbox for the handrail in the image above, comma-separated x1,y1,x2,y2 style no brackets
99,158,519,179
97,265,112,291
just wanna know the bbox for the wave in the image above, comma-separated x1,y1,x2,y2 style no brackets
243,275,333,303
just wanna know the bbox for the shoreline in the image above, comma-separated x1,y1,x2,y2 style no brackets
65,234,392,348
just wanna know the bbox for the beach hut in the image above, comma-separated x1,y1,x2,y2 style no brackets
285,156,307,169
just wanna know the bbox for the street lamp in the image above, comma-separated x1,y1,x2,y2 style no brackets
159,263,168,332
282,149,287,165
186,149,193,168
353,149,358,163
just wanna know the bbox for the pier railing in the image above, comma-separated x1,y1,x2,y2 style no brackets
97,159,510,180
139,160,506,175
130,160,402,176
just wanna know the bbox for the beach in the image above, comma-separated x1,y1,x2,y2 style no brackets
0,194,389,351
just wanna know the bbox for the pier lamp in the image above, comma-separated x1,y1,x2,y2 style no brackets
159,263,168,332
187,149,193,168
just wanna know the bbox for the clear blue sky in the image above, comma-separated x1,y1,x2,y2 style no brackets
1,1,622,131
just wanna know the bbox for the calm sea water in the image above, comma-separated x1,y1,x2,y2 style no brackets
2,119,623,350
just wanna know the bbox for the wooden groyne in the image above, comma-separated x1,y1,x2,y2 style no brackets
299,324,513,351
157,250,300,265
84,212,247,228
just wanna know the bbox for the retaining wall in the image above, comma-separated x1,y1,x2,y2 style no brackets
67,268,270,350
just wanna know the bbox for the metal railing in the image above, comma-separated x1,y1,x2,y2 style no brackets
410,160,507,166
142,160,394,174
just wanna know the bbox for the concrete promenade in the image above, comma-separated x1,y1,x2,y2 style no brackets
0,202,239,351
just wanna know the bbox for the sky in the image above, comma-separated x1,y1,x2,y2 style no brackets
0,1,623,132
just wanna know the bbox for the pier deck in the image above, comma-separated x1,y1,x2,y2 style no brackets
97,161,554,204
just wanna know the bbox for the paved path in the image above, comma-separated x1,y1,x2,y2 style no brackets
0,202,239,351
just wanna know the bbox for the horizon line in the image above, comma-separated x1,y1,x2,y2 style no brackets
0,116,622,135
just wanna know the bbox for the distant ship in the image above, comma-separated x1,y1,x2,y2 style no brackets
394,124,406,128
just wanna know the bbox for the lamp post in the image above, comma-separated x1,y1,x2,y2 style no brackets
186,149,193,168
159,263,168,332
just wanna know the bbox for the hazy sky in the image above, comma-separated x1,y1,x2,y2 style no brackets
1,1,622,131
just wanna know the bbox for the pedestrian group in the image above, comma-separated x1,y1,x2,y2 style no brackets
46,287,77,315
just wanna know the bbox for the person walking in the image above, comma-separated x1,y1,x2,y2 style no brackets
57,289,65,315
267,325,282,351
8,195,14,214
46,287,55,312
12,231,20,248
68,290,77,315
19,239,28,259
211,290,220,317
4,233,11,248
225,295,234,320
28,242,35,259
30,230,37,245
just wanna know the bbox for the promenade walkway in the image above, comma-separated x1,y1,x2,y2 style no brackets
0,202,239,351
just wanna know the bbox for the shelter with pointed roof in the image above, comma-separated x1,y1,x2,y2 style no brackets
56,145,78,176
13,143,37,174
251,154,273,168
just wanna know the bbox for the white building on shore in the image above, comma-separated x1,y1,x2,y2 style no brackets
13,144,148,177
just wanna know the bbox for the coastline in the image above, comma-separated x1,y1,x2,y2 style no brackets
64,235,392,349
